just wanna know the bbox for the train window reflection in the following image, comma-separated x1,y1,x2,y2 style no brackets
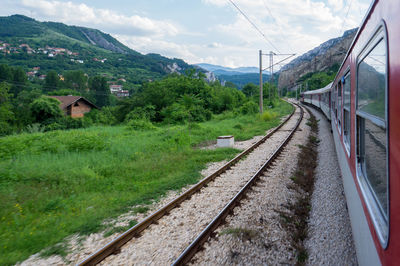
358,40,386,120
363,119,387,214
343,73,351,151
356,35,388,244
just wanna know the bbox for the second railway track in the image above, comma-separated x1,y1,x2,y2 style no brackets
79,102,304,265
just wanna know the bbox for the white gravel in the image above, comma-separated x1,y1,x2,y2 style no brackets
190,106,310,265
305,107,357,265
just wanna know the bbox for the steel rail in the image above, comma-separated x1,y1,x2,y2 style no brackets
78,103,297,266
172,104,304,265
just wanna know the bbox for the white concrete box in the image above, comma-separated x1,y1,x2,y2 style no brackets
217,135,234,148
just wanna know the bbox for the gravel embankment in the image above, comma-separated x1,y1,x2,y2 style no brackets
190,107,310,265
305,107,357,265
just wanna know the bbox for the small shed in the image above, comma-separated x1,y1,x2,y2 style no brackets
49,96,98,118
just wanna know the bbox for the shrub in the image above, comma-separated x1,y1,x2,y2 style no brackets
260,111,278,121
126,119,157,131
161,103,190,124
30,96,63,123
124,105,156,122
240,101,259,114
26,123,45,133
85,107,117,125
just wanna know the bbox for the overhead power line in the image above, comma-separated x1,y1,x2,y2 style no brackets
261,0,295,54
340,0,354,35
227,0,281,53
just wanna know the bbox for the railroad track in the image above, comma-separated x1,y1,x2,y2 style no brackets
78,102,303,266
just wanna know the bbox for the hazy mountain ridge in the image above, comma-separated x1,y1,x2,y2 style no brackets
196,63,259,75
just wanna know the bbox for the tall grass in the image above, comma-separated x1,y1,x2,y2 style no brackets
0,100,292,265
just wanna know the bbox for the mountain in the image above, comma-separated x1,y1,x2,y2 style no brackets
195,63,268,88
196,63,259,75
278,28,357,89
0,15,192,84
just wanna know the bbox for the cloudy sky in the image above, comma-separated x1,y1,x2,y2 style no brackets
1,0,372,68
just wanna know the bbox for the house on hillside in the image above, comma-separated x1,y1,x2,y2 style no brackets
49,96,98,118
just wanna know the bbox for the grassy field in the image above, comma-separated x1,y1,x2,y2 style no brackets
0,100,292,265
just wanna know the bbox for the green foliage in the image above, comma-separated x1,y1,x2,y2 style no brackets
242,83,258,97
124,105,156,121
126,119,157,131
10,67,27,96
89,76,109,107
85,107,117,125
13,89,42,127
44,70,60,92
29,96,63,123
48,89,80,96
0,82,14,135
25,123,45,133
260,110,278,121
161,103,190,124
117,72,245,125
240,101,259,114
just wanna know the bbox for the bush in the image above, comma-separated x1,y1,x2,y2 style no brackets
126,119,157,131
124,105,156,122
260,110,278,121
85,107,117,125
161,103,190,124
240,101,259,114
26,123,45,133
30,96,63,123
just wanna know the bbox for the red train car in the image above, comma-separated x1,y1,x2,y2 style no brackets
300,1,399,264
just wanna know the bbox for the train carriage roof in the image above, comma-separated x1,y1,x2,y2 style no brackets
303,82,332,95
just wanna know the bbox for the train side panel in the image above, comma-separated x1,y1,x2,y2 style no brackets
330,0,400,264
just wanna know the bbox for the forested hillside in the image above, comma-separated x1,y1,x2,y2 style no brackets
0,15,192,84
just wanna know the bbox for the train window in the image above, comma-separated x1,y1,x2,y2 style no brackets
333,85,337,120
343,72,351,152
337,82,342,133
356,34,388,245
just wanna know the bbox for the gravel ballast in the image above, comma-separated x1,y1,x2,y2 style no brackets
305,107,357,265
190,106,310,265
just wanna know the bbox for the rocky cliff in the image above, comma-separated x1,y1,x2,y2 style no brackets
278,28,357,89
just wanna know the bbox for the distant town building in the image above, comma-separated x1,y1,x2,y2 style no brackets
49,96,99,118
109,84,129,97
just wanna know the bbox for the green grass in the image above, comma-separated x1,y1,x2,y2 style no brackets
0,100,292,265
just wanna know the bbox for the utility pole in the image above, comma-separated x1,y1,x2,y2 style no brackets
259,51,296,111
259,50,263,113
270,51,274,100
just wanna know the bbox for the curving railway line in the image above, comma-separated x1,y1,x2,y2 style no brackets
78,102,304,265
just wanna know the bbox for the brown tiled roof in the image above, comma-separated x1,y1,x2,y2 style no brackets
49,96,99,110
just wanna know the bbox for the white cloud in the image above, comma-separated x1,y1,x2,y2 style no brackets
20,0,179,37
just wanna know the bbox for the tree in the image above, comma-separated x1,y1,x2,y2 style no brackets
224,81,237,89
30,96,63,123
44,70,59,92
10,67,27,97
90,76,109,107
0,64,12,82
242,83,258,97
63,70,88,92
0,82,14,135
13,89,42,126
